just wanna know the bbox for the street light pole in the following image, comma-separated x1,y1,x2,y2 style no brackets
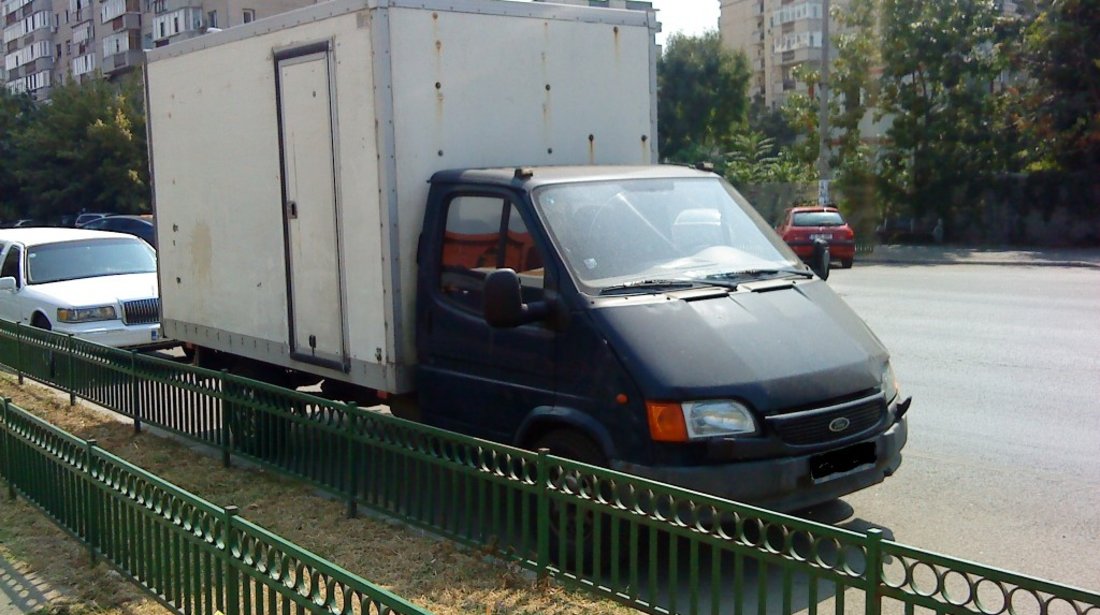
817,0,831,205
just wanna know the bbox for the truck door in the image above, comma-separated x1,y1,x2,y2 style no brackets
275,44,347,370
418,192,556,440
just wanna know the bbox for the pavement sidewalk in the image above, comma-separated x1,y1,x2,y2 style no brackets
857,244,1100,269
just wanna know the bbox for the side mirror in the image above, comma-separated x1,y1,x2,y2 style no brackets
810,239,830,280
0,277,16,292
483,269,551,328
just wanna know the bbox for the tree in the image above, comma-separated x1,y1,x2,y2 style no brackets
724,132,815,186
13,74,149,220
0,88,37,219
747,97,799,150
877,0,1017,223
1020,0,1100,176
830,0,884,235
657,32,752,162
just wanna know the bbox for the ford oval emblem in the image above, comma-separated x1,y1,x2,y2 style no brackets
828,417,851,433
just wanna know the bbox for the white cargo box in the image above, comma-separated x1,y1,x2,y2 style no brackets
146,0,658,393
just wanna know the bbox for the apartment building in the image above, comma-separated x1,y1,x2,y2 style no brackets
3,0,318,101
722,0,1025,111
719,0,836,110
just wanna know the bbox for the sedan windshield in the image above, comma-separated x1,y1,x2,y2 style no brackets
27,238,156,284
534,177,802,293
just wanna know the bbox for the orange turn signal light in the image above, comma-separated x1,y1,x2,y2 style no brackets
646,401,688,442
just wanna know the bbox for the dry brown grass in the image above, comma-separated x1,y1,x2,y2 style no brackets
0,375,634,615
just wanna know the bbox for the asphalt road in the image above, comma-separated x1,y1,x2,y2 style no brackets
817,263,1100,591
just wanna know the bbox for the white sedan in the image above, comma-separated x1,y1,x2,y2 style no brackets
0,228,166,348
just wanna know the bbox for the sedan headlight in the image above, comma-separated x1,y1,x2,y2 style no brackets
683,400,758,439
57,306,117,323
882,362,899,403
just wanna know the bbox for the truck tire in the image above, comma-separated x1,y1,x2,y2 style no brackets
226,359,293,460
533,429,619,571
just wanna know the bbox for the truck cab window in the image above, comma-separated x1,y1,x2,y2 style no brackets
1,245,22,288
441,195,544,313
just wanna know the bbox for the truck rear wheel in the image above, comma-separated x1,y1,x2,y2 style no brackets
225,358,294,459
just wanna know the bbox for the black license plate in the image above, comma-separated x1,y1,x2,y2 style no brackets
810,442,876,479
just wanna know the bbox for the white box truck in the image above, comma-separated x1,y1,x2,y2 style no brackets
147,0,909,513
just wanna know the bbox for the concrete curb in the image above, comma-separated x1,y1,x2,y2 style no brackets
857,257,1100,269
854,245,1100,269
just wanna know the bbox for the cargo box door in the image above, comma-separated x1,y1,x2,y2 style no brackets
276,46,347,370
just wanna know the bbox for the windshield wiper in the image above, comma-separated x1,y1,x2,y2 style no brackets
705,267,815,282
598,279,702,295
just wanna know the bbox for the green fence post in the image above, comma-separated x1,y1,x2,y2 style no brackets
130,351,141,434
220,369,231,468
67,334,76,406
223,505,240,615
15,323,22,385
345,404,358,519
85,438,99,566
536,448,550,579
865,528,884,615
3,398,13,500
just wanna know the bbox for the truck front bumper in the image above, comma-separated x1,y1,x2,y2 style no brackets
612,416,907,513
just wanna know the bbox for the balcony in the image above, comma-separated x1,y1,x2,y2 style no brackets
105,12,141,32
156,0,200,14
776,46,820,65
101,0,140,23
20,25,51,46
28,53,50,71
102,48,142,75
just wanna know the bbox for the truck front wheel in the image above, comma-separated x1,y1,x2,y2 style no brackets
534,429,617,571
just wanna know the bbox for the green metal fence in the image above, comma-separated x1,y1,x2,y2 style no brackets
0,397,431,615
0,319,1097,615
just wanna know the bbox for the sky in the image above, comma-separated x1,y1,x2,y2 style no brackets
648,1,721,45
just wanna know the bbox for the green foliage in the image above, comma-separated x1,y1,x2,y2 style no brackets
11,74,149,221
724,133,816,186
877,0,1017,221
0,88,37,219
658,31,752,161
1019,0,1100,176
747,98,799,150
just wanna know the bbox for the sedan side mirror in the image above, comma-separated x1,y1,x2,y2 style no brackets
483,269,551,328
0,277,16,292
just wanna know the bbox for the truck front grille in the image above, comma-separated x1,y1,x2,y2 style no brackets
768,394,885,446
122,298,160,325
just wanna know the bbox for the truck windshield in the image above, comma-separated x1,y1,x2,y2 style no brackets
533,177,801,293
27,238,157,284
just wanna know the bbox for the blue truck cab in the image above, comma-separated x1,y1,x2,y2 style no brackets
415,165,909,511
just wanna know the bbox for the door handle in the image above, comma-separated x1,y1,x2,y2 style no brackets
287,200,298,219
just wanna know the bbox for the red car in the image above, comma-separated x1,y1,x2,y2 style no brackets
777,206,856,268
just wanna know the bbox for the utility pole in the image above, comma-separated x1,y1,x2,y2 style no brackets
817,0,831,205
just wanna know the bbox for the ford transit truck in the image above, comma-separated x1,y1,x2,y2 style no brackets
145,0,910,511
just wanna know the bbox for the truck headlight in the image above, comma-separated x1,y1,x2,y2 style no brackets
882,362,898,403
683,400,757,439
57,306,117,323
646,399,758,442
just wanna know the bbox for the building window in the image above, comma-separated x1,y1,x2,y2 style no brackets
206,10,217,28
242,9,255,23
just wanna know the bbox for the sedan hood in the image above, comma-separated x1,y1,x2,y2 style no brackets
29,273,159,307
592,279,888,414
